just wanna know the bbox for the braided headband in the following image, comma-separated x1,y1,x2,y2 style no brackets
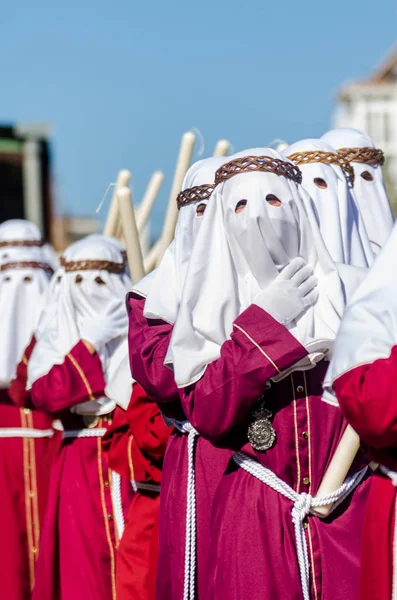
336,147,385,166
176,184,215,209
287,150,355,186
0,239,45,248
215,155,302,186
60,257,126,274
0,261,54,275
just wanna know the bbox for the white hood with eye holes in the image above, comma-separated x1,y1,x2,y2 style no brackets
142,155,230,325
321,128,394,254
282,139,374,269
169,149,348,388
27,235,132,414
0,219,56,387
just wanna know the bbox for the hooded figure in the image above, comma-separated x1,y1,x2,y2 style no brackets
128,155,237,600
169,151,370,600
325,222,397,600
283,139,374,269
321,127,394,253
0,219,57,598
28,235,133,600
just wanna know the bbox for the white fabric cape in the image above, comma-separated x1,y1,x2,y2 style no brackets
324,222,397,403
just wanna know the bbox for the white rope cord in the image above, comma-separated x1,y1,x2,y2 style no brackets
0,427,54,438
183,423,199,600
234,452,367,600
63,428,107,439
111,470,125,540
167,418,200,600
379,466,397,600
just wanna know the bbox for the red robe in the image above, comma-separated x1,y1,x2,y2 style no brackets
103,382,171,600
30,340,133,600
127,293,232,600
334,346,397,600
176,304,369,599
0,337,55,600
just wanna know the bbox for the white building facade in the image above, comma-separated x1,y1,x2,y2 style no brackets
333,46,397,205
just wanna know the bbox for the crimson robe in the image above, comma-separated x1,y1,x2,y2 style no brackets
103,382,171,600
127,293,232,599
176,304,370,599
0,337,55,600
334,346,397,600
30,340,133,600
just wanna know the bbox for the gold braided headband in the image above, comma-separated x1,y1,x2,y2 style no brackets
215,155,302,185
60,257,126,274
0,261,54,275
287,150,355,186
176,184,215,209
336,147,385,166
0,239,45,248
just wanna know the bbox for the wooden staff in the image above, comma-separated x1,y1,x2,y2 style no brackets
143,238,161,273
276,142,289,153
136,170,164,234
213,139,230,157
117,186,145,283
312,425,360,517
156,131,196,265
103,170,131,237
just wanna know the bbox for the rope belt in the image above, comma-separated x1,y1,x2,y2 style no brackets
234,452,367,600
0,427,54,438
168,418,199,600
379,466,397,600
63,428,107,439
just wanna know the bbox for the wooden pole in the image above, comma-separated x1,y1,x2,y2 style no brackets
143,239,162,273
117,186,145,283
103,170,131,237
213,139,230,157
312,425,360,517
156,131,196,265
136,170,164,234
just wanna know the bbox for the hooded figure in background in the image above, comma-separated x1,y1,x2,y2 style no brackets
283,138,374,268
321,127,394,253
0,219,57,599
28,234,133,600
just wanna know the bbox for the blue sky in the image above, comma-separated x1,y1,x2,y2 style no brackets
1,1,396,237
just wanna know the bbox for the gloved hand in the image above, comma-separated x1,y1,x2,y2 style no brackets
79,300,128,352
254,257,318,326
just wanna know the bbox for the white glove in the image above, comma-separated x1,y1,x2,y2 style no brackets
254,257,318,326
79,300,128,352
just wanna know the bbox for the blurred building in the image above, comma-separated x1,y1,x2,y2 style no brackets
0,122,99,249
333,45,397,210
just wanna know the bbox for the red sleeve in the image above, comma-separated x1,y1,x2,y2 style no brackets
179,305,307,442
9,335,37,407
334,345,397,449
128,293,184,419
31,340,106,415
125,383,171,461
102,406,133,479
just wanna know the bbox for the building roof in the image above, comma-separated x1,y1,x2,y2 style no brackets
338,43,397,98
